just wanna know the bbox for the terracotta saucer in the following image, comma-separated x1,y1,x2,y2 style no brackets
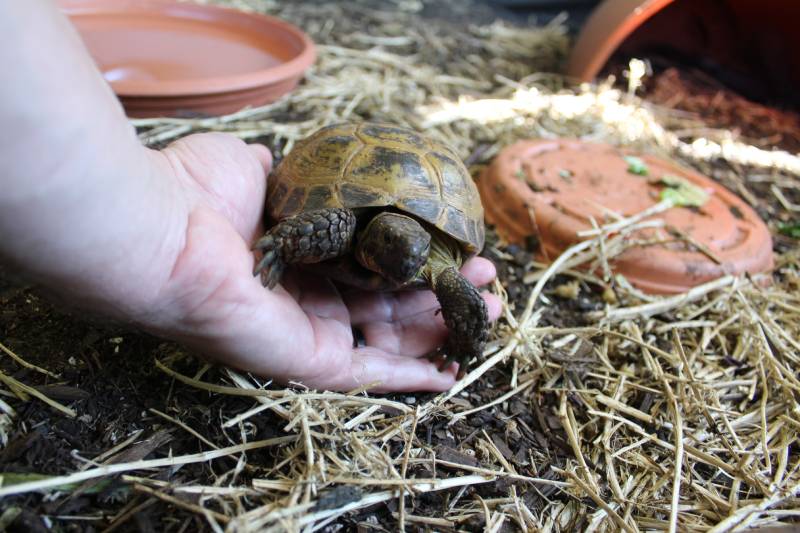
477,139,774,294
60,0,316,117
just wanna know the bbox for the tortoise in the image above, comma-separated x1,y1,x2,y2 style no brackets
252,122,488,379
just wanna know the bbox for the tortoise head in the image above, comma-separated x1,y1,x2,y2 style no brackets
356,212,431,285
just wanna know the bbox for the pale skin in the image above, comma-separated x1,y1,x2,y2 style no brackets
0,1,502,392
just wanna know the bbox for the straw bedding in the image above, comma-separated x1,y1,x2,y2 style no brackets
1,0,798,531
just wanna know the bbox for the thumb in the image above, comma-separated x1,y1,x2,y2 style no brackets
247,143,273,176
163,133,270,243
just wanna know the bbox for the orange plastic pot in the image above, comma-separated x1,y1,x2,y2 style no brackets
60,0,316,117
567,0,800,94
477,139,774,294
567,0,674,82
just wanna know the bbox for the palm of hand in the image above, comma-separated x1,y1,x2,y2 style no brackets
148,133,500,392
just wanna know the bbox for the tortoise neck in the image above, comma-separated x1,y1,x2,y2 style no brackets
424,232,462,283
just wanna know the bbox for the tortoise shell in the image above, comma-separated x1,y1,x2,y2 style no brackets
266,122,485,254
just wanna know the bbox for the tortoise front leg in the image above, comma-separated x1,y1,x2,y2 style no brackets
429,266,489,379
253,208,357,289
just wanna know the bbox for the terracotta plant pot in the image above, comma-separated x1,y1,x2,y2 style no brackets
477,139,774,294
60,0,316,117
566,0,674,82
567,0,800,98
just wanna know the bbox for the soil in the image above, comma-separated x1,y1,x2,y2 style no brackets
0,234,590,533
2,1,798,532
642,67,800,155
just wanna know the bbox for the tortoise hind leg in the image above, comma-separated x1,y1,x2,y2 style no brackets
429,266,489,379
253,207,357,289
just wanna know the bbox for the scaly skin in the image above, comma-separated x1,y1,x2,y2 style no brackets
253,208,357,289
429,265,489,379
355,212,430,286
255,208,489,379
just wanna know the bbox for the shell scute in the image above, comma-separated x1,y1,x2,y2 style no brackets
340,182,386,207
343,145,435,207
280,186,308,218
440,205,472,247
398,197,444,223
267,122,485,251
304,184,338,211
283,131,362,186
357,123,427,150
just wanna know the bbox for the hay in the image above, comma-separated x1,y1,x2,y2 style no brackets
3,0,799,531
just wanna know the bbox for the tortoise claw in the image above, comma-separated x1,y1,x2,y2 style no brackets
253,234,285,289
253,252,285,289
252,208,357,290
427,345,470,379
253,233,276,252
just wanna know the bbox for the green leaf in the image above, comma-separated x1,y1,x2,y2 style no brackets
658,174,709,207
779,222,800,238
624,155,648,176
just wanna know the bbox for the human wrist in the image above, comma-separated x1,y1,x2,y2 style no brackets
0,2,194,323
0,140,189,325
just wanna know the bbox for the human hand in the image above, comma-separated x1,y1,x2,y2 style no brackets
0,1,501,392
144,133,502,392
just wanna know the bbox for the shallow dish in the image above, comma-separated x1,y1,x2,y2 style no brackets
61,0,316,117
478,139,774,294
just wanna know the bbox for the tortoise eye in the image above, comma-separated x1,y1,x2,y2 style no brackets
383,234,392,244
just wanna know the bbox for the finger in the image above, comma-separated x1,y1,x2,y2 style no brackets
360,290,502,356
248,143,273,175
156,208,450,394
265,268,318,304
344,256,497,325
275,270,353,326
291,271,351,324
165,132,268,242
246,143,272,240
306,346,457,392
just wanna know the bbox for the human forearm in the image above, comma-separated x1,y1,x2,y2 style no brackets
0,2,503,392
0,1,185,318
